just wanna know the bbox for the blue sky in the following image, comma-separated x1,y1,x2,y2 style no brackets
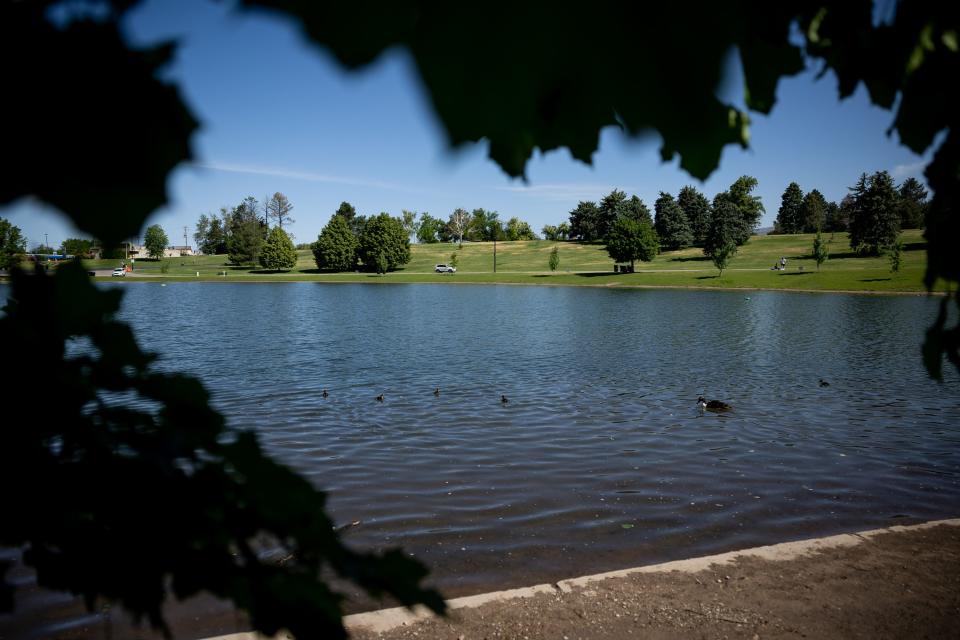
6,0,936,250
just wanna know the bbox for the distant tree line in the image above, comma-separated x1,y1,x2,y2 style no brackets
554,176,764,273
773,172,928,255
193,192,297,270
405,208,537,245
774,173,927,239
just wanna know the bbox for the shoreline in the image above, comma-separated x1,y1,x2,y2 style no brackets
79,275,949,297
204,518,960,640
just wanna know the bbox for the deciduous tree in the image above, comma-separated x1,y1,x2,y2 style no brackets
704,196,741,270
266,192,295,229
358,213,411,272
812,230,829,271
0,218,27,270
416,212,441,243
548,245,560,272
605,217,659,268
505,217,536,240
447,208,471,247
143,223,168,260
60,238,93,257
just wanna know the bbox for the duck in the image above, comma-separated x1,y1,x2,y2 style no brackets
433,387,440,396
698,396,731,412
500,394,509,404
376,394,384,402
818,379,830,387
321,388,329,398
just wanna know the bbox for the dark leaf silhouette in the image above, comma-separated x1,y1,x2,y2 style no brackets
0,261,445,637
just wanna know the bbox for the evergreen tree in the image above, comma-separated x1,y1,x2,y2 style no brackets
824,200,844,233
677,185,711,247
143,224,168,260
801,189,828,232
621,195,653,226
312,215,358,271
259,226,297,271
726,175,764,244
0,217,27,270
358,213,411,272
897,177,929,229
833,195,854,233
848,171,900,254
597,189,627,240
774,182,804,234
605,217,659,268
568,200,601,241
812,230,829,270
226,197,267,265
653,192,693,250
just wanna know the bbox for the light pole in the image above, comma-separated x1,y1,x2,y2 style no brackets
44,233,48,252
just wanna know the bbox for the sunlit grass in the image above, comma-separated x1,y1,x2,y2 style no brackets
77,229,941,294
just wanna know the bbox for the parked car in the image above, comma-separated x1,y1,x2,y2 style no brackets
435,264,456,273
111,268,126,277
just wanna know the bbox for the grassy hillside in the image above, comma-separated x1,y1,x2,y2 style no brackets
78,229,942,294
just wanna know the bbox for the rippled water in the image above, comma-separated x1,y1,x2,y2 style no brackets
5,283,960,637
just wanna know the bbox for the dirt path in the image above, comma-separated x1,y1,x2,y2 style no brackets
347,520,960,640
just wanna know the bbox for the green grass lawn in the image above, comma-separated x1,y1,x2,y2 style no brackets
78,229,945,294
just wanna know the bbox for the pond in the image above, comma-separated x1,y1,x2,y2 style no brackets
4,283,959,638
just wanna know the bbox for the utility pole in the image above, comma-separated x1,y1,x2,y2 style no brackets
44,233,48,251
183,226,188,249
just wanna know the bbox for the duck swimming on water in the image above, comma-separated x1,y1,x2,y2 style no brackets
434,387,441,396
501,394,509,404
322,389,329,398
698,396,731,412
376,394,384,402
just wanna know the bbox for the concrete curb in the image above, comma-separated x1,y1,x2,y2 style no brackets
203,517,960,639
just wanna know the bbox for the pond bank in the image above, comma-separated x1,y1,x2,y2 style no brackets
340,518,960,640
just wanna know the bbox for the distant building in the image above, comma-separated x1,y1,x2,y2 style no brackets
124,243,194,258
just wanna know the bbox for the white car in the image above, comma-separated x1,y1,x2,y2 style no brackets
435,264,456,273
111,268,126,277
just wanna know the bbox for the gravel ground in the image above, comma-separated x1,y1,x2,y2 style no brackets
350,523,960,640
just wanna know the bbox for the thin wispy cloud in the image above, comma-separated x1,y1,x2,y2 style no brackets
892,161,925,180
193,161,424,193
494,182,631,202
